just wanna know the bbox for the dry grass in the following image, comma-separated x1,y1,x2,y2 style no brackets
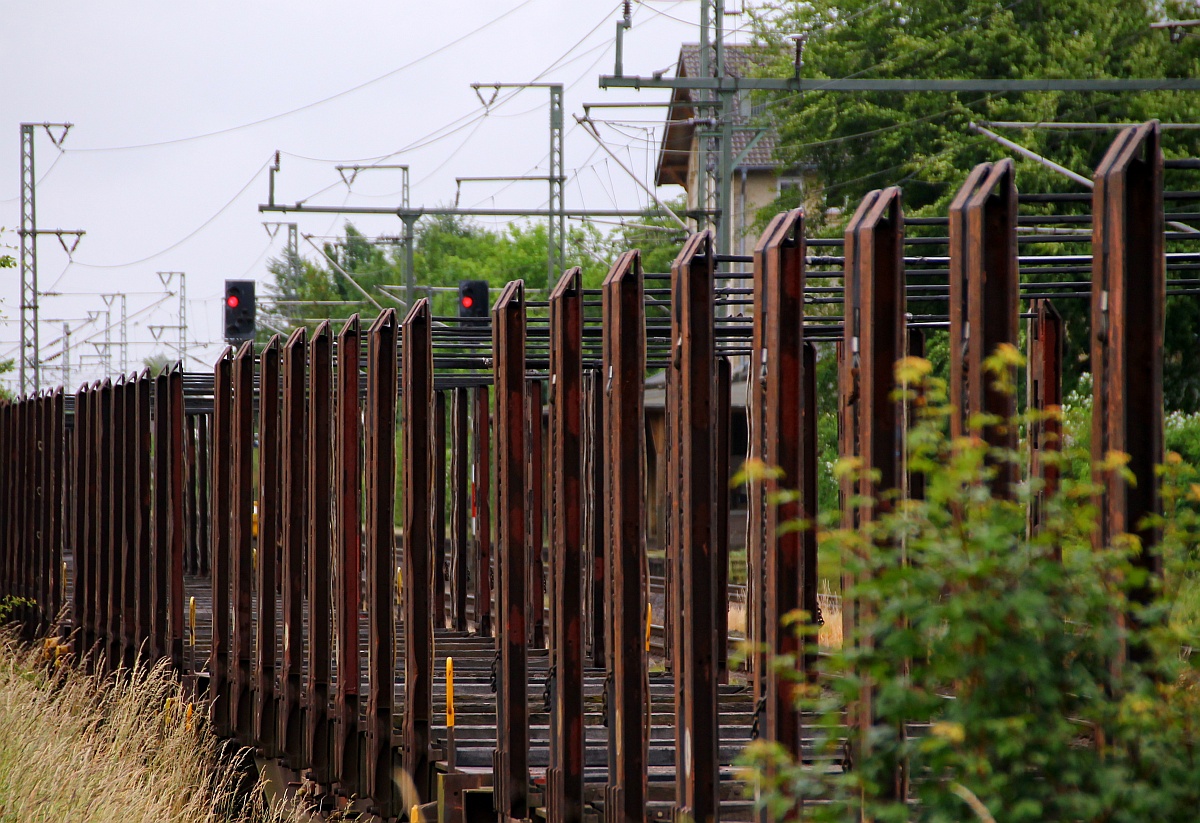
726,580,843,649
0,633,304,823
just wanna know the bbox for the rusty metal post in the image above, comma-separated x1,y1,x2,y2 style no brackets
307,322,334,782
334,316,363,791
949,158,1020,496
584,370,605,671
95,380,113,666
364,310,398,818
135,372,153,658
754,210,817,771
1028,300,1063,540
473,385,492,637
112,378,133,668
0,401,9,602
492,281,529,821
401,302,435,801
434,390,448,628
198,412,210,577
1091,122,1165,602
186,416,198,577
715,356,731,684
71,386,89,657
527,378,545,650
50,388,64,630
167,367,186,673
602,251,648,823
108,378,127,667
209,350,234,736
547,266,585,823
119,380,137,664
278,329,308,768
256,336,282,756
842,187,907,803
669,232,719,823
452,387,470,632
231,343,255,736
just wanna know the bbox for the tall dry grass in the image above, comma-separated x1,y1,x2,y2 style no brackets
0,634,303,823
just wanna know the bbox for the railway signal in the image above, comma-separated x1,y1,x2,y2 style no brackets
224,280,256,342
458,280,488,318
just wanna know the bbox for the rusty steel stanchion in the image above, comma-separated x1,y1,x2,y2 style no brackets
209,350,234,736
755,209,818,777
1092,121,1165,609
134,372,153,658
527,377,545,650
451,387,470,632
256,335,282,757
49,388,65,631
402,301,434,801
334,316,363,792
0,400,9,602
70,386,87,657
108,378,126,666
584,369,605,671
434,390,448,629
602,250,648,823
670,231,719,823
167,366,186,673
278,328,309,768
493,281,529,821
1028,300,1063,541
306,322,334,783
473,384,493,637
96,379,113,667
364,310,398,818
949,158,1020,497
842,186,907,804
231,343,255,736
197,411,210,577
715,355,731,685
118,379,136,666
547,266,585,823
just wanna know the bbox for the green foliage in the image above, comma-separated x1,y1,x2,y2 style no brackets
749,0,1200,409
744,353,1200,822
0,597,34,625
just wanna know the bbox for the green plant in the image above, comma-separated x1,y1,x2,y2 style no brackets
743,350,1200,822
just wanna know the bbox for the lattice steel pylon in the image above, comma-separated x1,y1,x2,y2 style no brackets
19,125,38,394
18,122,77,394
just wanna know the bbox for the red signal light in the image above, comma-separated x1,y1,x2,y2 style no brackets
461,295,474,309
226,294,240,309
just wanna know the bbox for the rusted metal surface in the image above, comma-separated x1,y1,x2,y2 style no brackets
256,336,282,757
135,372,152,659
1091,122,1165,596
527,377,545,651
451,387,470,632
715,356,731,684
231,344,255,736
278,328,308,767
117,378,136,668
434,390,448,629
670,231,719,823
755,209,815,768
949,158,1020,496
401,301,434,801
583,369,605,671
334,316,363,791
493,280,529,821
364,310,397,816
167,367,186,672
602,250,648,823
306,322,334,783
473,384,492,637
209,351,234,736
547,266,585,823
1029,300,1063,540
96,379,113,666
842,186,907,801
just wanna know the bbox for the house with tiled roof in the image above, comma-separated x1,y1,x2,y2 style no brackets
656,43,785,255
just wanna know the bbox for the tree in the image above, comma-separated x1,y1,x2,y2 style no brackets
749,0,1200,409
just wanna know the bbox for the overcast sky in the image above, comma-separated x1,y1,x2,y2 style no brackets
1,1,758,391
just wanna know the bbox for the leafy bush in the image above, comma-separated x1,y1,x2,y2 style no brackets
744,350,1200,822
